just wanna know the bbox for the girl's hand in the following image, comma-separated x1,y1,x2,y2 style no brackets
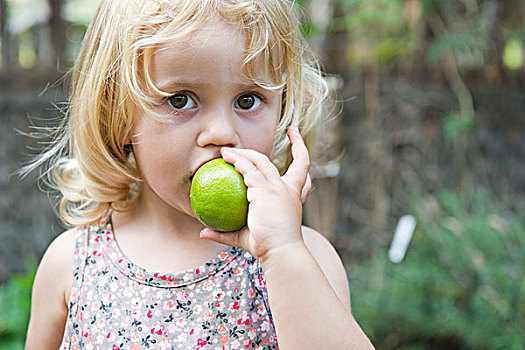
199,126,311,260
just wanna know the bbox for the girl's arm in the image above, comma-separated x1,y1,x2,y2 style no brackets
201,126,375,349
258,226,374,349
25,229,75,349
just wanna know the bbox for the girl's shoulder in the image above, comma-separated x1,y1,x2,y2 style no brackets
36,227,78,303
26,227,78,348
301,226,352,311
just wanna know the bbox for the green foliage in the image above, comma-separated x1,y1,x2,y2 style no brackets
339,0,418,67
443,111,476,141
0,260,36,350
351,190,525,349
426,32,480,65
342,0,404,35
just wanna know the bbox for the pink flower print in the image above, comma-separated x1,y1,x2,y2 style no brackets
219,333,230,344
224,278,234,289
147,310,153,318
96,334,104,345
131,332,140,342
213,289,225,301
204,310,214,321
81,325,90,338
101,292,111,304
121,318,131,328
194,338,208,349
90,301,100,311
70,287,78,300
248,327,256,339
96,318,106,330
154,273,167,280
217,324,227,334
151,321,164,335
260,321,270,332
177,290,188,301
230,301,240,311
111,308,121,318
216,301,225,311
183,272,195,282
219,251,228,260
177,333,188,343
159,337,172,349
193,305,203,314
244,340,252,348
112,345,120,350
258,273,267,289
237,310,250,326
130,298,142,309
203,280,214,291
92,250,104,257
248,288,256,298
168,323,177,333
164,300,176,310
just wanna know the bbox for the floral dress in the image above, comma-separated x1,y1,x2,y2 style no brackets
60,218,278,350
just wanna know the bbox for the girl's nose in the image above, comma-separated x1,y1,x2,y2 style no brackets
196,111,240,148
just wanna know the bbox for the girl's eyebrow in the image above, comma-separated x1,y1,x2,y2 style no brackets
156,77,211,91
156,77,261,91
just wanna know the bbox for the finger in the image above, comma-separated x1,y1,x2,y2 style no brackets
199,227,247,248
246,187,267,203
282,126,310,192
221,147,280,181
221,149,267,187
301,172,312,203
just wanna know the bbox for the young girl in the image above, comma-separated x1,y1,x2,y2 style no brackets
25,0,374,349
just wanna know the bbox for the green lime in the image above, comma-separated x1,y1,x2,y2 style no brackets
190,158,248,231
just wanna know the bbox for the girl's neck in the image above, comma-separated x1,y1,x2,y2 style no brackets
110,185,227,273
118,183,199,238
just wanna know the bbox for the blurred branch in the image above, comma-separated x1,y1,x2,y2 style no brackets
427,13,474,115
0,0,8,73
427,8,476,189
364,62,391,233
48,0,65,72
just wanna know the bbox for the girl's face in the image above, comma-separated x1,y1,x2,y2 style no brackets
131,19,282,222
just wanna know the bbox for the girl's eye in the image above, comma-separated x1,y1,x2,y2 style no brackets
235,94,262,111
168,93,196,110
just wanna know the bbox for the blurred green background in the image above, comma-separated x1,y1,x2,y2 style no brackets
0,0,524,349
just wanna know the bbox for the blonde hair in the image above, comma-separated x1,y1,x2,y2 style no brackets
24,0,329,226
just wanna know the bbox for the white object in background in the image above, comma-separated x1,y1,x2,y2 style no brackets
388,214,417,263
